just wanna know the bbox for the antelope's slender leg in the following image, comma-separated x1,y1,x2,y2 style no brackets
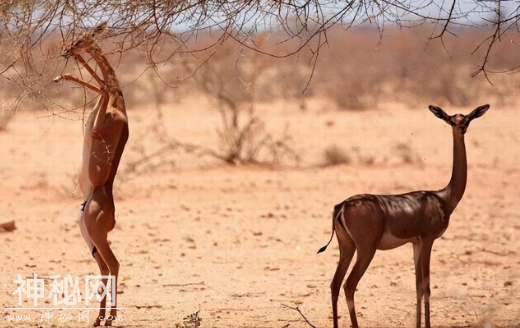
93,252,109,327
91,93,110,139
53,72,110,139
73,55,105,86
91,238,119,327
413,242,423,328
331,236,355,328
53,74,107,95
344,247,376,328
420,239,434,328
84,187,119,327
88,223,119,326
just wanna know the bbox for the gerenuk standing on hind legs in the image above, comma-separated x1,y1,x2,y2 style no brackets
318,104,490,328
54,22,129,327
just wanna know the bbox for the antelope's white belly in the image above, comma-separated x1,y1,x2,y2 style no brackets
378,231,416,250
435,226,448,239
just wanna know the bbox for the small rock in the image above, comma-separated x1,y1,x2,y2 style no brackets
0,221,16,232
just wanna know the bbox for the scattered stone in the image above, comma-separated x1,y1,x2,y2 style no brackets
264,266,280,271
0,220,16,232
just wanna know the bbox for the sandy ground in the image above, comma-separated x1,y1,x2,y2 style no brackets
0,99,519,328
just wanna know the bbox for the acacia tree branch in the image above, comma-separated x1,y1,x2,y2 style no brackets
431,0,458,40
470,2,503,84
0,0,514,112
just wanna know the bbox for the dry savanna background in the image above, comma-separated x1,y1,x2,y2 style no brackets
0,26,519,328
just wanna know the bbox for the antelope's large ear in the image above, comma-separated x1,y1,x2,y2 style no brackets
428,105,451,124
467,104,490,121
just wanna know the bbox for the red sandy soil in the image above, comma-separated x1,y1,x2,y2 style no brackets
0,100,518,327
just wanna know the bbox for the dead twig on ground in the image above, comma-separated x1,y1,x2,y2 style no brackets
282,304,317,328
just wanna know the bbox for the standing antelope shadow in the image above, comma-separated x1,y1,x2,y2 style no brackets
318,104,490,328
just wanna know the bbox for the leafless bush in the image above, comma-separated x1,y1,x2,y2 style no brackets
192,43,300,166
359,155,376,166
215,104,299,165
351,146,376,166
322,145,351,167
393,143,418,164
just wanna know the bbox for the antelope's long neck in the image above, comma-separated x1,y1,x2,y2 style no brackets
87,44,126,113
440,129,467,213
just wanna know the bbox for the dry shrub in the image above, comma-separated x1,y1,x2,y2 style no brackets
215,109,299,165
175,311,201,328
189,42,300,166
322,145,351,166
393,142,418,164
351,146,376,166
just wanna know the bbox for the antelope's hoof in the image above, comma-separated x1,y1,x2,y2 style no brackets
104,320,112,326
93,318,103,326
53,76,62,83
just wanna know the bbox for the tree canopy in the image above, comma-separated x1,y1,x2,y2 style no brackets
0,0,517,111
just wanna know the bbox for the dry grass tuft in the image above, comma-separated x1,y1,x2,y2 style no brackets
393,142,417,164
322,145,351,166
175,311,202,328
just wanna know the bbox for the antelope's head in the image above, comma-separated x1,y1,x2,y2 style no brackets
61,22,107,58
429,104,490,135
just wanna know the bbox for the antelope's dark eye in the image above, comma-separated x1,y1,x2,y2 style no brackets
75,40,83,46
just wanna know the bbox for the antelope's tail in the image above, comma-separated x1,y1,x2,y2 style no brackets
317,204,343,254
